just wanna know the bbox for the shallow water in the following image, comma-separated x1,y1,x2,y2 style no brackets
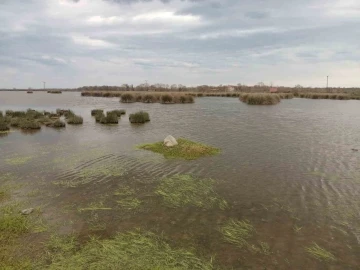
1,91,360,269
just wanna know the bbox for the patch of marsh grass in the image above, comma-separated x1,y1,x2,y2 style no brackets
138,138,220,160
114,186,141,210
108,109,125,116
0,204,30,238
50,120,66,128
99,112,119,124
239,93,281,105
155,174,228,209
77,201,112,212
91,109,104,116
5,156,33,165
120,93,135,103
220,219,254,248
0,120,10,131
129,111,150,123
66,115,83,125
46,230,214,270
305,243,336,262
19,120,41,130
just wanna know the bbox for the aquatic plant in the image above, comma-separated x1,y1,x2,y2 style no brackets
91,109,104,116
47,90,62,94
120,93,135,103
26,109,43,119
297,93,350,100
220,219,254,248
67,115,83,125
142,94,156,103
94,112,105,122
51,120,66,128
64,110,75,119
5,156,33,165
108,109,126,117
129,111,150,123
46,230,214,270
161,94,173,104
9,118,21,127
0,120,10,132
239,93,281,105
138,138,220,160
278,93,294,99
305,243,336,262
19,120,41,130
99,112,119,124
156,174,227,209
0,204,30,237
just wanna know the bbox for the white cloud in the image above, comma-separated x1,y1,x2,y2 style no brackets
87,15,124,25
197,27,281,40
72,35,115,48
132,11,201,25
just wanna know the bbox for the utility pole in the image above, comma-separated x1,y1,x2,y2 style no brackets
326,76,329,89
43,81,46,90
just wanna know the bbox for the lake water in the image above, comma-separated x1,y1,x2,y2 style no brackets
1,91,360,269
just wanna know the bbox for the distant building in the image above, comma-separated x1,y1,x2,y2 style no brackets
270,87,278,93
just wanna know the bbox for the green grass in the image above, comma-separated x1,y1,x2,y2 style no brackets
19,120,41,130
78,201,112,212
67,115,83,125
108,109,126,116
114,186,142,209
138,138,220,160
220,219,254,248
120,93,135,103
305,243,336,262
0,120,10,131
91,109,104,116
0,204,30,237
155,174,228,209
129,111,150,123
46,230,214,270
239,93,281,105
5,156,33,165
51,120,66,128
99,112,119,124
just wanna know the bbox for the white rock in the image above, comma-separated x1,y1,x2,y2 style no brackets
164,135,178,147
21,208,34,215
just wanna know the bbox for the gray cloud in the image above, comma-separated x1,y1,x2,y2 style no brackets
0,0,359,88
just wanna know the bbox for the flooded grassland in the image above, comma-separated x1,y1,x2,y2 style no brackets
1,92,360,269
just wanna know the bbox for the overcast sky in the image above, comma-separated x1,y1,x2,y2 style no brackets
1,0,359,88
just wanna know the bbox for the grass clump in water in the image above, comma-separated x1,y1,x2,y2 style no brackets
91,109,103,116
19,120,41,130
99,112,119,124
129,111,150,124
50,120,66,128
6,156,33,165
120,93,135,103
220,219,254,248
0,204,30,237
305,243,336,262
155,174,227,209
0,120,10,132
239,93,281,105
46,230,214,270
67,115,83,125
108,109,126,116
138,138,220,160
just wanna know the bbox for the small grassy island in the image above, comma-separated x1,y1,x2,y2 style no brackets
239,93,281,105
138,138,220,160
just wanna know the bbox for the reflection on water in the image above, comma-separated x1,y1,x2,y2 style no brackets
1,91,360,268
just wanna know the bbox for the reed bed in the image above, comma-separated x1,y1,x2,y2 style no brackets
129,111,150,124
47,90,62,94
296,93,351,100
239,93,281,105
81,91,195,104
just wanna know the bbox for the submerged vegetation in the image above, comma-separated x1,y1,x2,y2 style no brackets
239,93,281,105
129,111,150,124
305,243,336,262
91,109,125,124
220,219,254,248
156,174,227,209
46,230,214,270
138,138,219,160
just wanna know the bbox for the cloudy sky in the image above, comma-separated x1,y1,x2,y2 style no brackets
1,0,359,88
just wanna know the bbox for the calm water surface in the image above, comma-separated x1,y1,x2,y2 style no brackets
1,91,360,269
